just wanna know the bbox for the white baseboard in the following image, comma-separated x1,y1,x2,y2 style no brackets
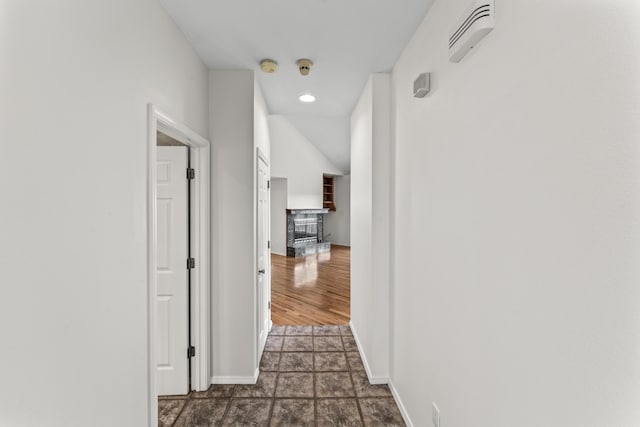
388,379,415,427
210,368,259,385
270,250,286,256
350,322,413,426
348,321,388,385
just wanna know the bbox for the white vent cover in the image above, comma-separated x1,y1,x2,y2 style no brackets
449,0,495,63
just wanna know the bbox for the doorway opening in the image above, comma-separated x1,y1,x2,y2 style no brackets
268,176,351,326
147,105,210,426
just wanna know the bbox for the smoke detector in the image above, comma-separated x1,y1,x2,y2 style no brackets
296,58,313,76
260,59,278,73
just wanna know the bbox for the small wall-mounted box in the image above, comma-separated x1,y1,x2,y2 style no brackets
413,72,431,98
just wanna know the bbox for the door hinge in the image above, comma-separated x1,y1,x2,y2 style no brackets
268,240,271,249
267,180,270,189
187,168,195,180
268,301,271,310
187,346,196,359
187,258,196,269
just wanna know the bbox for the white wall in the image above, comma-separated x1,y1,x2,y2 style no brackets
389,1,640,426
0,1,208,426
209,70,258,382
270,178,288,256
285,115,352,173
324,175,351,246
254,78,271,162
269,115,343,209
350,74,391,382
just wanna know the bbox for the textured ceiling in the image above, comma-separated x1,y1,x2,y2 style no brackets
160,0,434,172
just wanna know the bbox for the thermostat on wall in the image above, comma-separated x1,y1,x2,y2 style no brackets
413,72,431,98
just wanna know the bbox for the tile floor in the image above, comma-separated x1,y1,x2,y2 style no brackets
159,325,405,426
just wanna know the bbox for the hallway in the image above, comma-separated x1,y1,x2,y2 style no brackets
271,246,351,325
5,1,639,426
158,325,404,426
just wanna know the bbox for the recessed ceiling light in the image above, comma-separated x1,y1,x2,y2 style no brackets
299,93,316,103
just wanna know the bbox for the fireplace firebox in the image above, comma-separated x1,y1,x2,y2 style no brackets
286,208,331,257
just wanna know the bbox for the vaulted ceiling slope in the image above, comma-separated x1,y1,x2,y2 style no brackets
160,0,434,172
286,115,350,173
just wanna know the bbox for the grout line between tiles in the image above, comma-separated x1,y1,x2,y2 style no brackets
344,333,366,426
218,385,235,423
268,355,279,427
168,396,189,427
313,336,318,427
272,351,283,423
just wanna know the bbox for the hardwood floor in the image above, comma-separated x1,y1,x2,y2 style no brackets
271,245,350,325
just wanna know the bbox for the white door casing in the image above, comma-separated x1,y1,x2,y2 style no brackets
256,152,270,357
156,146,189,396
148,105,210,427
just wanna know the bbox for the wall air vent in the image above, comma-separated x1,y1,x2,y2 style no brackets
449,0,495,63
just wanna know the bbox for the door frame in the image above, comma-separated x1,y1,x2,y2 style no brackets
256,147,271,363
147,104,211,426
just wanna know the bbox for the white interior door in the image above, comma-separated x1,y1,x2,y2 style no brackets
156,146,189,396
257,154,270,357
